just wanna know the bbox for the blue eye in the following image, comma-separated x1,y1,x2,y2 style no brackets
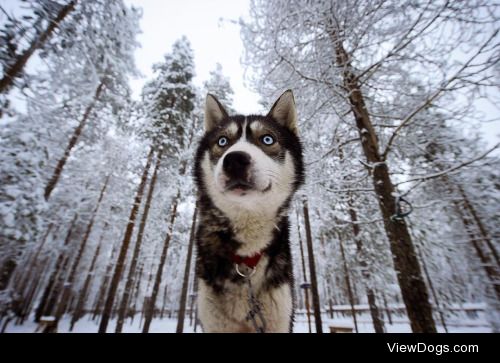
262,135,275,145
218,136,228,147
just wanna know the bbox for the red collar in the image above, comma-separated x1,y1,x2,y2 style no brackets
231,252,263,269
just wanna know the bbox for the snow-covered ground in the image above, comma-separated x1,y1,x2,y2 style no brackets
4,314,491,333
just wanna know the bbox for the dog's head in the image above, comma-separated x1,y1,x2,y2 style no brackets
194,90,304,217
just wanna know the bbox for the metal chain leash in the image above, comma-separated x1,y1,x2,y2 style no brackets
235,264,267,333
245,277,267,333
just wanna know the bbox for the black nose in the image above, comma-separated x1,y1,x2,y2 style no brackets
223,151,251,179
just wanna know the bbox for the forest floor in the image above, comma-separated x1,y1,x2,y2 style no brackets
3,315,491,333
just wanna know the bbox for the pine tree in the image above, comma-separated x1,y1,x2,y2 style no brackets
140,37,197,333
203,63,235,114
0,0,140,300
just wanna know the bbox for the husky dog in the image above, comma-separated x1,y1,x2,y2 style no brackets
193,90,304,333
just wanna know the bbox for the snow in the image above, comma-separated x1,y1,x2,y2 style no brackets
3,314,491,333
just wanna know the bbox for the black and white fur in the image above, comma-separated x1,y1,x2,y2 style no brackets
194,90,304,333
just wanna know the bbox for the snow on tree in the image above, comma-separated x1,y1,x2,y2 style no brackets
141,36,196,156
203,63,235,114
241,0,500,332
0,0,498,334
0,0,140,312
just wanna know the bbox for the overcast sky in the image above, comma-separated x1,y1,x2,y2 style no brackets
125,0,263,114
125,0,498,147
1,0,497,146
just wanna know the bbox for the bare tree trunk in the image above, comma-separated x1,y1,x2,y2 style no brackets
331,28,437,333
454,202,500,301
139,267,154,329
160,283,168,319
17,257,50,324
296,208,312,333
69,240,102,331
382,293,393,325
44,80,105,200
0,1,77,94
412,232,449,333
115,151,162,332
130,263,144,324
456,185,499,266
142,192,180,333
50,176,109,330
338,237,359,333
98,148,154,333
302,199,323,333
189,271,198,326
347,204,385,333
12,224,53,301
139,250,158,330
34,214,78,322
189,264,198,333
91,224,115,321
176,206,197,333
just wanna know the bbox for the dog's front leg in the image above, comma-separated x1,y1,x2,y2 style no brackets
197,279,250,333
259,283,294,333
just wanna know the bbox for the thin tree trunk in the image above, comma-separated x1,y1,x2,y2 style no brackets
69,240,102,331
160,283,168,319
0,259,16,295
412,233,449,333
190,267,200,328
456,185,499,266
338,237,359,333
41,254,70,321
347,203,385,333
0,1,77,94
140,249,159,329
91,224,115,321
176,206,197,333
44,80,105,200
189,271,197,326
115,150,162,332
130,263,144,323
98,148,154,333
50,176,110,330
142,192,180,333
17,257,50,324
382,293,393,325
139,269,154,329
34,214,78,322
296,208,312,333
330,28,437,333
302,199,323,333
13,224,53,300
453,202,500,301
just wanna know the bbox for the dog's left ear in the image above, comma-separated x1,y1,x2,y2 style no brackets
205,94,229,132
267,89,298,135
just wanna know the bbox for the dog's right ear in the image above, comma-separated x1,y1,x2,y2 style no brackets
205,94,229,132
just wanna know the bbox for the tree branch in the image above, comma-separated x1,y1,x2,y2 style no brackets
396,142,499,186
381,29,499,160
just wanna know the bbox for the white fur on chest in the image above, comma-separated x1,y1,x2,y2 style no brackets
197,257,293,333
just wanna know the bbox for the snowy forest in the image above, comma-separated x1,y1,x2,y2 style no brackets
0,0,499,333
